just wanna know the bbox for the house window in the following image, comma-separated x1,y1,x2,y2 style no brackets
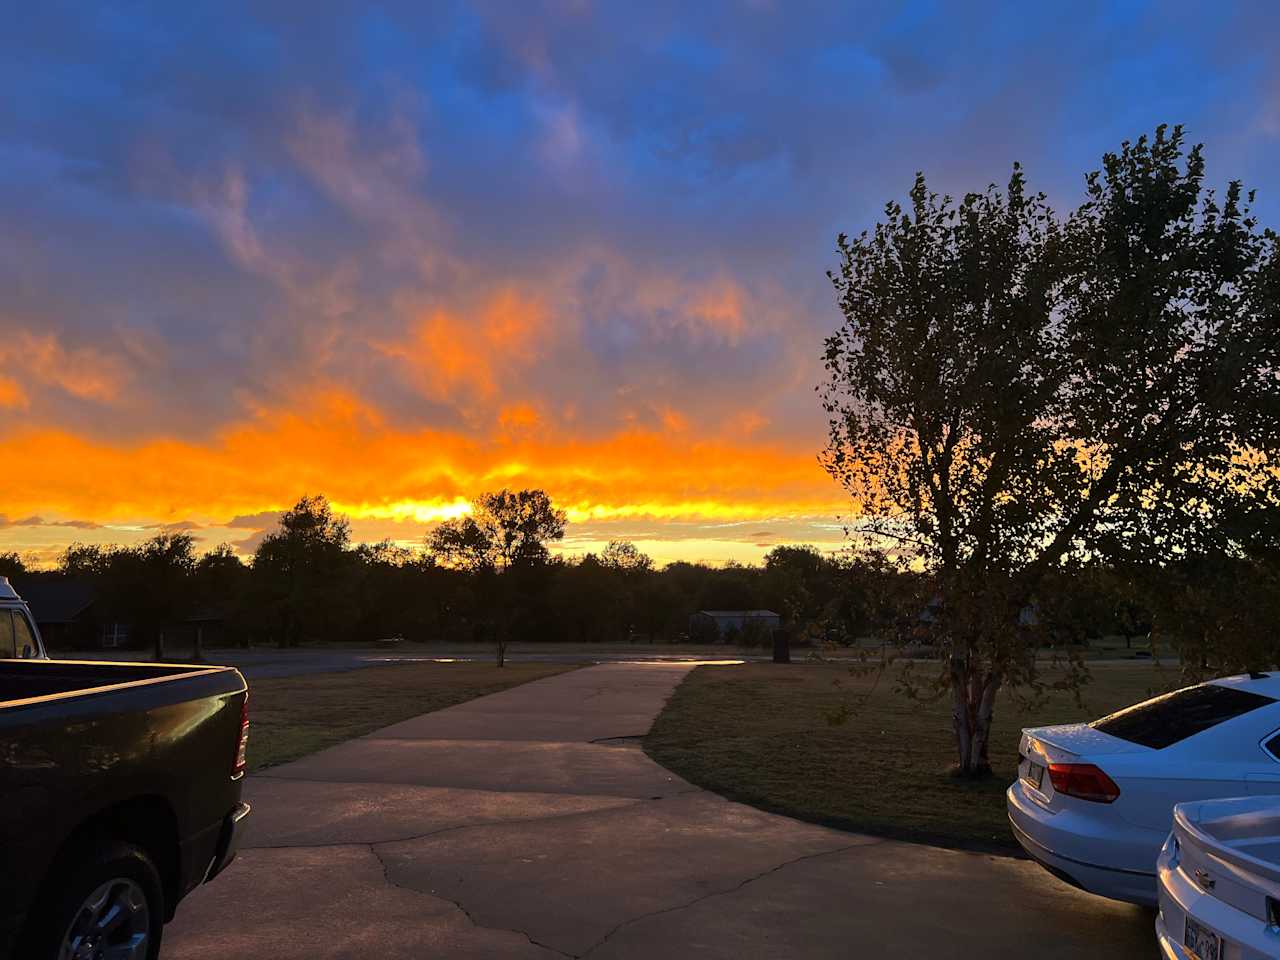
102,623,129,648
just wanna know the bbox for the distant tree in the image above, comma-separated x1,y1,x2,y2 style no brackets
763,545,827,633
423,516,494,573
822,126,1280,776
699,563,758,612
355,539,415,568
426,490,567,664
0,551,26,579
59,542,114,577
97,533,198,659
253,495,355,647
1028,565,1131,649
598,541,652,640
427,489,567,573
824,553,907,646
351,540,441,642
601,540,653,574
1113,591,1153,651
1150,557,1280,680
550,554,632,643
193,544,250,654
632,576,684,642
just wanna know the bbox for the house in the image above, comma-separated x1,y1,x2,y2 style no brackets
689,609,781,642
11,577,119,650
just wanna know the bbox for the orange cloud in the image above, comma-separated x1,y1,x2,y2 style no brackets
0,377,28,409
499,403,541,431
690,282,745,342
0,390,843,530
660,407,689,432
728,410,769,437
0,332,128,403
383,290,549,399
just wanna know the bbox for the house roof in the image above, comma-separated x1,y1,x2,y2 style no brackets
697,610,780,618
12,577,98,624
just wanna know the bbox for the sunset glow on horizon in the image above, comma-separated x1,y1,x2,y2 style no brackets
4,3,1278,568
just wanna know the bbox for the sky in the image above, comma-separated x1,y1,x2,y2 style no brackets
2,1,1279,567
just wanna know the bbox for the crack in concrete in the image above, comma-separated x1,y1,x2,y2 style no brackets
577,840,884,958
367,842,577,959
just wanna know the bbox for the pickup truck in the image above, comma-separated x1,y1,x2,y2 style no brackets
0,577,251,960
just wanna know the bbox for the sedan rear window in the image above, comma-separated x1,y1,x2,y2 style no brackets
1092,683,1276,750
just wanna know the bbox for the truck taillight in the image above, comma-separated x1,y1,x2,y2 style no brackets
1047,762,1120,803
233,694,249,778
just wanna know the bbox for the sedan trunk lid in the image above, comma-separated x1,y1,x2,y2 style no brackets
1021,723,1153,764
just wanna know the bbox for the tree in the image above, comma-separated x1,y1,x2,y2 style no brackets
351,540,439,642
96,533,197,659
0,551,26,579
427,489,567,572
59,542,113,577
601,540,653,574
821,126,1280,776
762,545,827,635
425,489,567,664
424,516,495,573
1149,557,1280,680
253,495,355,647
193,544,250,654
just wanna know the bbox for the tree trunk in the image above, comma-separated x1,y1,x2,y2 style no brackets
154,629,165,662
950,657,973,773
951,656,1000,777
194,625,204,662
969,673,1001,774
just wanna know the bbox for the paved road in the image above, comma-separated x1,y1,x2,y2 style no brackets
64,646,1160,679
62,647,757,678
164,663,1156,958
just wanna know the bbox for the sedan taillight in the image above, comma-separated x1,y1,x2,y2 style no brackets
1047,762,1120,803
233,693,250,778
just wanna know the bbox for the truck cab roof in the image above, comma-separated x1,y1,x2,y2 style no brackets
0,576,21,603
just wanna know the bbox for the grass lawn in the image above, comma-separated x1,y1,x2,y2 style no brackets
247,661,575,772
645,660,1183,853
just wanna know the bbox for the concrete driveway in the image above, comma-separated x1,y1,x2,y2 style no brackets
165,663,1156,958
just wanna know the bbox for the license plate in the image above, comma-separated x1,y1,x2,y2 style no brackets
1184,915,1222,960
1022,759,1044,791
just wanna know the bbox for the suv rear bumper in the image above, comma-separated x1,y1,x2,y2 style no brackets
206,801,251,883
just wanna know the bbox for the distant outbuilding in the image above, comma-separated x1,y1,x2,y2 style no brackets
689,609,781,642
13,577,102,648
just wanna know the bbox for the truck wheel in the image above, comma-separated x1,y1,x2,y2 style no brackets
37,842,164,960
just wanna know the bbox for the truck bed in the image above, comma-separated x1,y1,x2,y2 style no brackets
0,659,223,704
0,656,249,956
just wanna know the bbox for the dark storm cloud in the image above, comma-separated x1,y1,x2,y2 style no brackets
0,515,102,529
226,512,283,530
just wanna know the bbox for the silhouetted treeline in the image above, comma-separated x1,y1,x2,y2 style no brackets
1,494,1271,664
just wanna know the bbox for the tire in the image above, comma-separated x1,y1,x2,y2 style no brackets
27,842,164,960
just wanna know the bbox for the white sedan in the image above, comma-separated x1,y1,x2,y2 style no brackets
1157,796,1280,960
1007,673,1280,906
